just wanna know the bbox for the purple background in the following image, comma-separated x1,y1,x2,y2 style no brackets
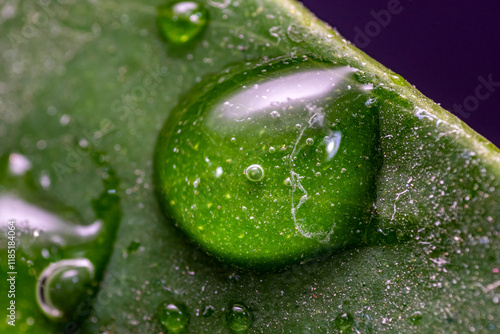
300,0,500,147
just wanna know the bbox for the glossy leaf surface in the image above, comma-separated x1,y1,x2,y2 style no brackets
0,0,499,333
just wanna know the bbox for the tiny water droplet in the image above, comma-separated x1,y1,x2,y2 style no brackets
335,312,354,332
306,138,314,146
268,146,275,153
315,172,321,177
409,311,423,326
270,110,280,118
244,164,264,182
295,123,302,130
8,153,32,175
157,1,208,44
390,73,405,86
158,302,190,333
226,303,251,332
230,137,236,143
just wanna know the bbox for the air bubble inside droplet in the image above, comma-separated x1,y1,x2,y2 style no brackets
244,164,264,182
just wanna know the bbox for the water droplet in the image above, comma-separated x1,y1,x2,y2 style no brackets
226,303,251,332
8,153,32,175
231,137,236,143
59,114,71,126
36,259,94,319
270,110,280,118
324,131,341,161
208,0,231,9
354,314,373,333
335,312,354,332
157,1,208,44
158,302,190,333
315,172,321,177
244,164,264,182
409,311,423,326
154,57,380,270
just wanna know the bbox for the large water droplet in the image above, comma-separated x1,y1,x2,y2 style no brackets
157,1,208,44
158,302,190,333
0,153,121,322
154,57,381,270
226,303,251,332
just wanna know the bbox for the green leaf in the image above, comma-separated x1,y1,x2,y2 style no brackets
0,0,499,333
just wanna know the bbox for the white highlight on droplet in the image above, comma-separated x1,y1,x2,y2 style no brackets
9,153,32,175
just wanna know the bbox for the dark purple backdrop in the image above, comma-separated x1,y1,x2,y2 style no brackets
301,0,500,147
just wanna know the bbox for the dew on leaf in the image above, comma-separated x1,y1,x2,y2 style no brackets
154,57,381,270
157,1,208,44
8,153,31,175
244,164,264,182
226,303,251,332
158,302,190,333
36,259,94,319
